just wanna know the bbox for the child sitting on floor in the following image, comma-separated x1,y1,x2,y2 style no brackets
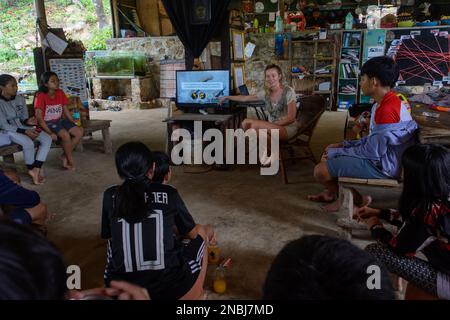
358,144,450,300
101,142,216,300
263,235,395,299
152,151,172,184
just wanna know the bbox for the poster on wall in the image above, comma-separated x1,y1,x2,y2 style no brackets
49,58,88,102
385,27,450,86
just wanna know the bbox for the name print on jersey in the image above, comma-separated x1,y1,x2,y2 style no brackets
44,104,63,121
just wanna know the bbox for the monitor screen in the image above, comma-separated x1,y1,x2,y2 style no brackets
176,70,230,108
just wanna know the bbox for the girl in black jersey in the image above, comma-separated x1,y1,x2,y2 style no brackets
101,142,215,299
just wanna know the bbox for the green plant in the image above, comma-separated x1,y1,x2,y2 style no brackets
85,27,112,50
80,0,94,10
0,46,17,62
85,11,97,24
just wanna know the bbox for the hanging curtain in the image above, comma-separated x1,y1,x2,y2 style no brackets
162,0,231,70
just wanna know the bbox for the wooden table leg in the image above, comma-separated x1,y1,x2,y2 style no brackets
102,128,113,154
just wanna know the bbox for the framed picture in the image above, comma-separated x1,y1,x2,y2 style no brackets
231,29,245,61
190,0,211,25
232,63,246,89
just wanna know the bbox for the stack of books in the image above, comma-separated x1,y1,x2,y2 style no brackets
340,64,358,78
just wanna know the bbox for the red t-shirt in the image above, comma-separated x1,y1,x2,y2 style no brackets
34,89,68,122
374,91,408,124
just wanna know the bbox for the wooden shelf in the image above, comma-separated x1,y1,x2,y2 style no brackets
316,74,334,78
315,57,336,61
292,39,333,43
314,90,332,94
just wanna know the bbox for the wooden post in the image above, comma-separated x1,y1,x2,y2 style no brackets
34,0,48,43
34,0,47,25
111,0,121,38
279,0,285,22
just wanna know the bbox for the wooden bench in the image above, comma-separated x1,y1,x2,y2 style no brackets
0,143,23,169
78,119,112,154
336,177,402,240
0,119,113,170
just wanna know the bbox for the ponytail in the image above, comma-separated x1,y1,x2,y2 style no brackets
114,177,149,223
113,142,154,224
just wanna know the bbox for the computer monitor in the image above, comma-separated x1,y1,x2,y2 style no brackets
176,70,230,110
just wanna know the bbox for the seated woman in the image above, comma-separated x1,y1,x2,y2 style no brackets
101,142,216,300
219,64,297,163
0,74,52,184
358,144,450,300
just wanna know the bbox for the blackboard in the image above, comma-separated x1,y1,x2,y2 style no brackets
385,27,450,86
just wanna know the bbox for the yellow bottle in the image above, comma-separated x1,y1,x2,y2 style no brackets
208,242,221,265
213,266,227,294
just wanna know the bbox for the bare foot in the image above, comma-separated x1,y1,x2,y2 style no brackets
38,169,46,183
60,154,75,170
60,154,69,168
307,190,336,203
350,188,373,207
28,168,43,185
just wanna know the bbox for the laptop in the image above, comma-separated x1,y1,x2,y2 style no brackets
238,84,250,96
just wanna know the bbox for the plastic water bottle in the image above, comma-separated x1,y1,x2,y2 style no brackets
73,110,81,126
275,33,284,59
366,15,375,29
275,12,283,33
345,12,353,30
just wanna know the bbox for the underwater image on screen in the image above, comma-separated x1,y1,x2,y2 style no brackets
176,70,230,106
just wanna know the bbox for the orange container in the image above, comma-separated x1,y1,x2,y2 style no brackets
208,245,221,265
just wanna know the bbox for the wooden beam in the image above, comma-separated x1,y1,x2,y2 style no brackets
34,0,47,26
111,0,121,38
279,0,284,22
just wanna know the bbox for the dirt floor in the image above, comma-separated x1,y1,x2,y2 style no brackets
16,108,375,299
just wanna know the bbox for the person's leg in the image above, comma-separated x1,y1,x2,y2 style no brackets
245,119,288,165
308,156,387,206
34,131,52,182
57,129,74,169
180,224,215,300
241,118,252,131
366,243,439,297
2,168,20,184
24,202,48,225
7,132,41,185
405,282,439,300
67,123,84,149
307,161,338,202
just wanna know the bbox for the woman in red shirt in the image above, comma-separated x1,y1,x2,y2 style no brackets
34,72,84,170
